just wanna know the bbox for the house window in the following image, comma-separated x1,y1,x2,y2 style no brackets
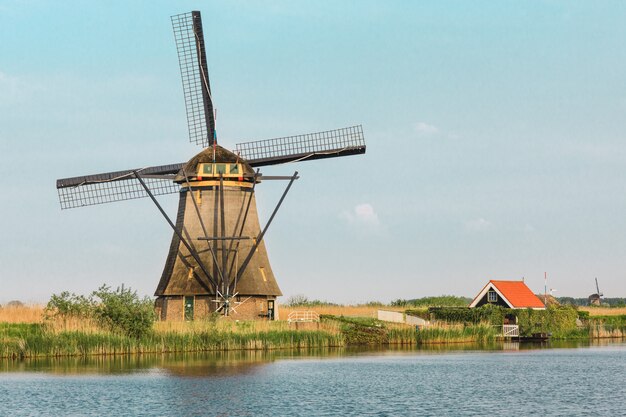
488,291,497,302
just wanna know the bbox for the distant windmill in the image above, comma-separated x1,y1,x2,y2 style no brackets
55,11,366,321
588,278,603,306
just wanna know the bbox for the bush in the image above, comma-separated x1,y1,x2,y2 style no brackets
284,294,340,307
45,285,155,339
426,305,579,336
391,295,471,307
577,310,590,320
428,304,504,324
405,308,429,319
91,285,156,339
45,291,93,319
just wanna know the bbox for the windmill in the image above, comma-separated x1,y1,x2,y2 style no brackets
588,278,603,306
55,11,366,321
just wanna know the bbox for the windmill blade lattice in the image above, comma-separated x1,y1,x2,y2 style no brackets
171,11,215,147
56,163,183,209
236,125,366,167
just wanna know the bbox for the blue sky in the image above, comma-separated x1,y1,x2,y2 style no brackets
1,0,625,304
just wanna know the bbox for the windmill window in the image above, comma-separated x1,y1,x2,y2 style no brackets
259,267,267,282
203,164,213,175
488,291,497,302
216,164,226,174
230,164,239,174
184,296,194,321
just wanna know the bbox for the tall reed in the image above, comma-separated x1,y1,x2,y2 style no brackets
0,305,44,323
414,323,497,344
0,319,345,359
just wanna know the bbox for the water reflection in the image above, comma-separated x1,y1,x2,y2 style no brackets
0,348,347,375
1,339,623,375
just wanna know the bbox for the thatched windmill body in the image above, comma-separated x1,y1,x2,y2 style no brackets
588,278,603,306
56,11,366,321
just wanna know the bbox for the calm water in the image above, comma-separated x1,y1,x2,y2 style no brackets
1,341,625,416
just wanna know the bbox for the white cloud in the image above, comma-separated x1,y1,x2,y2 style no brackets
414,122,439,135
0,71,43,106
0,71,18,93
340,203,380,227
465,217,493,232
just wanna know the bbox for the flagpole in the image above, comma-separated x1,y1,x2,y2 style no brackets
543,272,548,307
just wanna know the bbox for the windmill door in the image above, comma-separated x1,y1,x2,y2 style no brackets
184,296,194,321
268,300,275,321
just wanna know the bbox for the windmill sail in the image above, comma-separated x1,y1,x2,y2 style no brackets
56,164,183,209
236,125,366,167
171,11,216,147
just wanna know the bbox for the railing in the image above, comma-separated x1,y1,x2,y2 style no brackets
502,325,519,337
287,311,320,323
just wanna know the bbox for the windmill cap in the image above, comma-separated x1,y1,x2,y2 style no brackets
175,145,255,182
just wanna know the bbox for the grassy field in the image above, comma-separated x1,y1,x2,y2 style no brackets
5,304,625,323
578,307,626,316
279,304,405,319
0,304,407,324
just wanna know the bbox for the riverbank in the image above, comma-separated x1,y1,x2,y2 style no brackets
0,320,345,359
1,306,625,359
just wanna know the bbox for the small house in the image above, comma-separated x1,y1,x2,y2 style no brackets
469,280,545,310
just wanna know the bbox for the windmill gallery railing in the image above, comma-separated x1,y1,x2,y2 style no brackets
287,311,320,323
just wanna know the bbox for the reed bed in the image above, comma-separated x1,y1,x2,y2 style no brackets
0,320,345,359
589,325,624,339
387,325,419,345
0,304,45,323
414,323,498,344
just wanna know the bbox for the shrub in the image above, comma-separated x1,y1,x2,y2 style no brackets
45,285,156,339
405,308,429,319
45,291,94,319
428,304,505,325
391,295,471,307
284,294,340,307
577,310,590,320
91,285,155,339
426,305,579,336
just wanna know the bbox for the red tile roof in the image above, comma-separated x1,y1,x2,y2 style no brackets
490,280,545,308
